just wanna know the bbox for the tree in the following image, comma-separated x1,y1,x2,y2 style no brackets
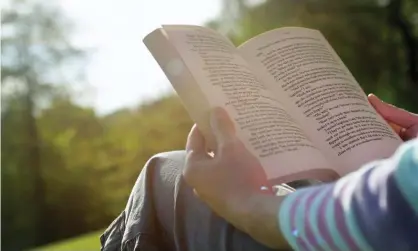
1,0,86,249
217,0,418,111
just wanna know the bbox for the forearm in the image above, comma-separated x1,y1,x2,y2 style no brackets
237,194,290,249
277,140,418,251
211,193,290,249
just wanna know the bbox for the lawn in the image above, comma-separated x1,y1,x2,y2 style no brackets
33,230,104,251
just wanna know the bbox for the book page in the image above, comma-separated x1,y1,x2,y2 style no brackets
239,27,403,176
144,28,215,148
161,25,335,182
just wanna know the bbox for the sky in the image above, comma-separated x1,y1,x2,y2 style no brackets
58,0,222,114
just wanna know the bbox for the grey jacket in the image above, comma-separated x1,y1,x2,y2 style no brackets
100,154,170,251
100,151,316,251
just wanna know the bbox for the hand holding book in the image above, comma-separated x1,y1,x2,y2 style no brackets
369,94,418,140
144,25,403,183
183,107,288,249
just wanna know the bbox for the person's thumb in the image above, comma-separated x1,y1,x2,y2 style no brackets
184,125,210,187
186,124,207,158
210,107,236,145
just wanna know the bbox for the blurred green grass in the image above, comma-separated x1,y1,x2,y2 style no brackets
32,230,103,251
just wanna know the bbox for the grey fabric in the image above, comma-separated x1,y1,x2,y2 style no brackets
100,150,313,251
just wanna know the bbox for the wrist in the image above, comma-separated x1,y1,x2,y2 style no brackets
230,193,283,227
228,193,290,249
224,185,276,215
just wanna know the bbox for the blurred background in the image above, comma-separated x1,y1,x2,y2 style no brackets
1,0,417,250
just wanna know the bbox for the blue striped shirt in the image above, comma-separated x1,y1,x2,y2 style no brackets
279,138,418,251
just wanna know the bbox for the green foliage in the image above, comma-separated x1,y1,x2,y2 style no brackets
2,0,88,249
32,230,103,251
2,91,191,250
2,0,417,250
222,0,418,111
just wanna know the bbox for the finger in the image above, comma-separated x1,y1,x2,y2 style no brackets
186,124,209,160
183,154,212,190
388,122,403,135
368,94,418,128
210,107,236,145
183,159,210,188
186,124,205,152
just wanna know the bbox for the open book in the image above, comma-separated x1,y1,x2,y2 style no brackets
143,25,403,184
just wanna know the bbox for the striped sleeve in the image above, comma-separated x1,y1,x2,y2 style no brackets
278,138,418,251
